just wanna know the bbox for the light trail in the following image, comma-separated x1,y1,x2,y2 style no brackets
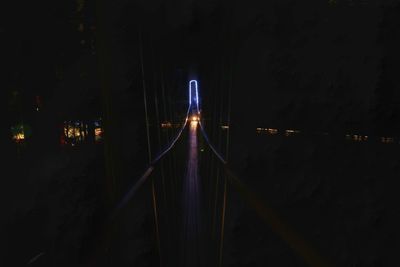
181,80,203,266
181,120,202,266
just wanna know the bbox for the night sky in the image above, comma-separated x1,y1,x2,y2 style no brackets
3,0,400,266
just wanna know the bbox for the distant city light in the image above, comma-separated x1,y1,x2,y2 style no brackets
345,134,370,142
285,129,300,136
60,119,103,146
256,128,278,135
94,118,103,143
13,133,25,142
95,128,103,142
256,128,399,145
64,122,86,139
256,127,278,135
161,122,172,128
11,124,31,143
350,135,368,142
381,137,394,144
161,122,181,129
267,128,278,135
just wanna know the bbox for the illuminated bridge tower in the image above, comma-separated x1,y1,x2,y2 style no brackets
189,80,200,115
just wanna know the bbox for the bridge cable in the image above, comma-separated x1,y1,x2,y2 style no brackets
219,45,234,267
152,50,170,263
112,106,191,217
155,89,170,237
159,62,174,214
88,104,190,266
198,123,334,267
209,83,219,238
139,29,161,263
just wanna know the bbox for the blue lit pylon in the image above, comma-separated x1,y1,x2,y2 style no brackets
189,80,200,114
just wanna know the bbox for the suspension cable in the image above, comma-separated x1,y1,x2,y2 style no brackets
199,125,334,267
89,106,190,266
139,29,161,262
113,106,191,216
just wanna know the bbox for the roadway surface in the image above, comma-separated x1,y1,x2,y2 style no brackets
181,119,203,266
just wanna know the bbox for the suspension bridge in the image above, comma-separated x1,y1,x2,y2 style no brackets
88,80,335,267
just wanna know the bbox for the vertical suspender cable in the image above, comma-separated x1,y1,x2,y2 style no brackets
169,85,178,214
211,89,221,239
155,91,168,211
215,11,227,263
219,3,235,265
153,48,168,219
219,176,227,267
95,0,116,206
139,30,161,265
225,47,233,162
219,58,232,267
217,64,225,267
139,33,151,161
155,90,170,253
160,64,176,212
